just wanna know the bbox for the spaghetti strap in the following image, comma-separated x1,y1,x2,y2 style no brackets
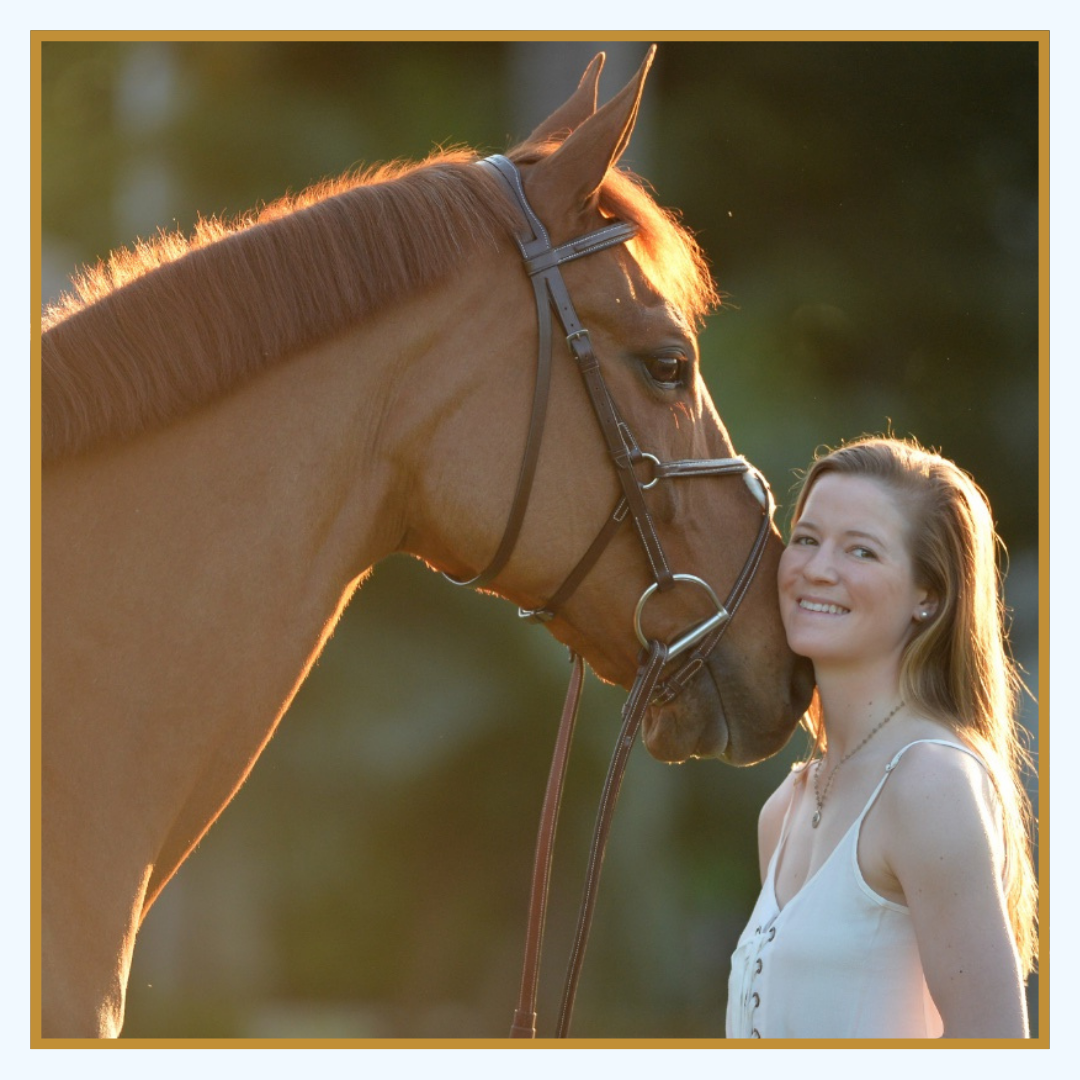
856,738,985,828
884,738,984,773
778,764,810,842
763,765,810,889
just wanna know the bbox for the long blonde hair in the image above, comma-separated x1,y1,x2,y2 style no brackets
792,436,1038,974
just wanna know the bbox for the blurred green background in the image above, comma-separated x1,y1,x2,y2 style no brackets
39,38,1040,1039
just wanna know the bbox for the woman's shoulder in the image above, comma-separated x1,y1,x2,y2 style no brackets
886,736,994,800
877,735,1004,869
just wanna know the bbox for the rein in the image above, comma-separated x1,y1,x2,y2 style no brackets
448,155,776,1037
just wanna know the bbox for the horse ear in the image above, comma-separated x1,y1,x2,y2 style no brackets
524,52,605,145
525,45,655,221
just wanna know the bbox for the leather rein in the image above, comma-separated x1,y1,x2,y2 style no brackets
446,155,776,1037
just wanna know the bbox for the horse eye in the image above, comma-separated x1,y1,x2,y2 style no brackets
644,356,684,388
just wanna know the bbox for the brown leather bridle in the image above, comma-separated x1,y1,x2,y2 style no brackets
447,154,776,1037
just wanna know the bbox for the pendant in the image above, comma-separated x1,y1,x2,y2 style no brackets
811,810,821,828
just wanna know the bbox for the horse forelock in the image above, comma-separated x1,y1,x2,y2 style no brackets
596,167,720,331
508,142,720,331
41,149,520,462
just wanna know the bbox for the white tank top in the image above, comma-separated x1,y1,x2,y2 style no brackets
726,739,984,1039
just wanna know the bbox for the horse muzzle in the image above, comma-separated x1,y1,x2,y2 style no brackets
641,645,814,765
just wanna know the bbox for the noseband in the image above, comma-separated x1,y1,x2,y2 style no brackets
448,155,775,1037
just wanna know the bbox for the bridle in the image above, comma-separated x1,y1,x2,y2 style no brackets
446,154,776,1037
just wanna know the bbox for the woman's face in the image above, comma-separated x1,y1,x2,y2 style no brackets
777,473,936,672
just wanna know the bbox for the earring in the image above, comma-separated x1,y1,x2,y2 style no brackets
918,610,931,621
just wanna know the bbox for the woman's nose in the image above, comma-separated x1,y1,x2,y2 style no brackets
803,545,839,582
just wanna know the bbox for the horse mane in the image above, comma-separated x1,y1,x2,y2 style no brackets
41,145,718,462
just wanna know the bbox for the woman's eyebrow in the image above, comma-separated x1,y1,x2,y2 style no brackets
843,528,889,549
796,519,889,549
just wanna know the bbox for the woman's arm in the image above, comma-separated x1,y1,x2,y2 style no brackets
883,743,1028,1038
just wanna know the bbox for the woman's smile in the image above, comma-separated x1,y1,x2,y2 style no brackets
797,598,850,615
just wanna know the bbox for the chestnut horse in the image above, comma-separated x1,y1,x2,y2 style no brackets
39,49,812,1037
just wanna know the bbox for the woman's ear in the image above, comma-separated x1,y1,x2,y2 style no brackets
914,592,940,623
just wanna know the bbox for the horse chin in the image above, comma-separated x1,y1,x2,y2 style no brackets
641,685,729,764
641,650,812,766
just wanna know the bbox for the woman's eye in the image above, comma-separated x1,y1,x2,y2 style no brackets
851,546,877,559
643,356,685,388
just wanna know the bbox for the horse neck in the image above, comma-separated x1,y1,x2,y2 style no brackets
42,270,488,886
41,251,534,1035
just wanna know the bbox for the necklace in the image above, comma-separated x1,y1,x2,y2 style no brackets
812,700,904,828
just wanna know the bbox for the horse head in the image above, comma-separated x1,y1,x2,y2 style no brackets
423,49,814,765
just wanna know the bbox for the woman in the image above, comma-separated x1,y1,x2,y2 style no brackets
726,436,1037,1039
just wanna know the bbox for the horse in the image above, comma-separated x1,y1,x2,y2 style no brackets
39,47,814,1038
